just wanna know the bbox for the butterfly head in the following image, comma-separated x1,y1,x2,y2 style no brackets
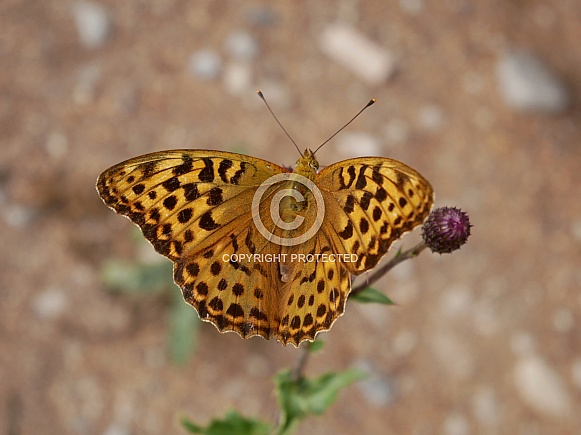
293,149,319,179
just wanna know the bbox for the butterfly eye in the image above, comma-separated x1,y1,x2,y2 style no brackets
310,161,319,171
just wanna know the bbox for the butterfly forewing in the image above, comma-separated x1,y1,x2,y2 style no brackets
97,150,286,259
317,157,434,274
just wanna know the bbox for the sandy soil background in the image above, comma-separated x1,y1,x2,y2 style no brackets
1,1,581,434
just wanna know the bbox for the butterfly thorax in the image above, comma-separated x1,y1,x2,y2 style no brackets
275,149,320,222
292,149,319,180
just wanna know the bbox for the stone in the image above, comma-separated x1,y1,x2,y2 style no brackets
224,31,259,60
496,50,570,114
514,354,571,417
319,23,396,85
72,1,112,49
335,131,381,158
188,50,222,80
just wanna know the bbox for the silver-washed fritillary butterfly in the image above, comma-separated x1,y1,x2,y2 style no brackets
97,105,433,347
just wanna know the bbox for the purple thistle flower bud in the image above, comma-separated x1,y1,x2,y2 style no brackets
421,207,472,254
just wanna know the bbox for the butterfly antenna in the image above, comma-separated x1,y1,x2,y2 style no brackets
257,90,302,155
313,98,376,155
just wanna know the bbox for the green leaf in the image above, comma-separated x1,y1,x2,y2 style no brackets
350,287,394,305
306,339,324,353
168,295,199,365
275,369,367,435
101,259,174,294
181,410,271,435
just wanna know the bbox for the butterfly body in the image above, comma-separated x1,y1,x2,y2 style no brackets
97,148,433,346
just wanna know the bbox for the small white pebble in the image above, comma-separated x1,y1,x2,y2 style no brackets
72,1,112,49
46,132,69,159
33,288,69,319
514,355,571,417
335,131,381,158
471,386,499,426
443,412,470,435
73,64,101,105
439,286,472,317
383,119,410,145
496,50,570,114
223,61,253,96
418,104,445,130
4,204,34,228
319,23,396,85
224,31,259,60
188,50,222,80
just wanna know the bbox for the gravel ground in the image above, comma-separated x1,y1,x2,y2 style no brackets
1,1,580,434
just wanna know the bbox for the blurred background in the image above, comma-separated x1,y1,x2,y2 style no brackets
1,1,580,434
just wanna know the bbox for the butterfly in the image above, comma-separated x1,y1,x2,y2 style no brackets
97,97,433,347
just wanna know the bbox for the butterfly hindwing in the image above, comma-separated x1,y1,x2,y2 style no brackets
277,231,351,346
174,214,282,340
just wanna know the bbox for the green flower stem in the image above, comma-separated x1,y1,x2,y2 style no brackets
350,241,427,297
291,343,311,381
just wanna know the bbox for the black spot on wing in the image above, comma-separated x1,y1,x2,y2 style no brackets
359,217,370,234
217,279,228,290
149,208,160,223
163,195,178,211
163,177,180,192
297,295,306,308
183,183,200,201
198,158,215,182
360,191,373,211
339,221,354,240
218,159,233,183
344,195,355,214
207,187,224,206
230,162,247,185
177,208,193,223
199,211,219,230
371,165,384,185
355,165,368,189
196,281,209,296
173,154,194,176
232,283,245,296
375,187,388,202
254,288,264,299
141,161,157,178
